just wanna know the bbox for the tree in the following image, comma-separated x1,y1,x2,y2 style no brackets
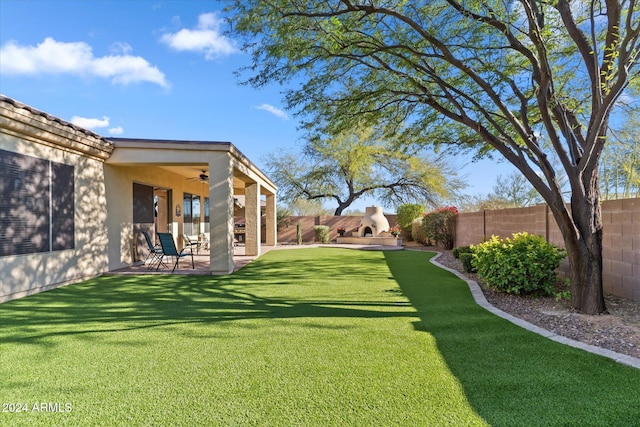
265,127,462,215
286,199,332,216
225,1,640,314
601,111,640,199
492,172,544,207
455,171,543,211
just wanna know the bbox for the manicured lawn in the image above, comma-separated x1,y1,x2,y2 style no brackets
1,248,638,426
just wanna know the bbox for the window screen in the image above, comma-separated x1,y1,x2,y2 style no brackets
0,149,74,256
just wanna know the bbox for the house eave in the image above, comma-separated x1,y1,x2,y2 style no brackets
0,95,114,161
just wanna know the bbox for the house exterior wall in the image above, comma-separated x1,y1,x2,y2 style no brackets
1,97,277,301
0,102,112,302
454,199,640,302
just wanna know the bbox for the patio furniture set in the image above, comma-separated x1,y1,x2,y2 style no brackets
142,231,208,273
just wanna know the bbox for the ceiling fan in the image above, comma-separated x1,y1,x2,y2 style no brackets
186,170,209,183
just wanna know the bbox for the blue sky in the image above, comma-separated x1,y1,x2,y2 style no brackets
0,0,511,211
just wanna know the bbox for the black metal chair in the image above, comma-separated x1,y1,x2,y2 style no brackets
142,231,164,270
157,232,194,273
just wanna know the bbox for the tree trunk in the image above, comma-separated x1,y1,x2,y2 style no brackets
553,193,607,315
564,227,606,314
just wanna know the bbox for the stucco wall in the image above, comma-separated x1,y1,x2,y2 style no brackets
0,133,110,302
278,214,399,243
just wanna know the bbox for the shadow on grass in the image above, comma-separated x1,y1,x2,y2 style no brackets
384,250,640,427
0,248,410,347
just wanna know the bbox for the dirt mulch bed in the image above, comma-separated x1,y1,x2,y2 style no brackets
407,243,640,360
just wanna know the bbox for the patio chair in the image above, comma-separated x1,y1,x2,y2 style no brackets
182,234,200,254
142,231,164,270
157,232,194,273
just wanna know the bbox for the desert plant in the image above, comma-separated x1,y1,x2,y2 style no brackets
313,225,330,243
472,232,567,296
396,204,424,240
422,206,458,249
296,221,302,245
411,218,429,245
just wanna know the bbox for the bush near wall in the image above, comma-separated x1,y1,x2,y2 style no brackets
313,225,330,243
422,206,458,249
472,232,566,296
397,204,425,241
453,199,640,302
412,218,429,245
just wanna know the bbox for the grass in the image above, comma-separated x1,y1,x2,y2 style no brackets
1,248,638,426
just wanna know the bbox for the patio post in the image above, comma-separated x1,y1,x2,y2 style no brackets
245,181,261,256
208,153,235,274
265,193,277,246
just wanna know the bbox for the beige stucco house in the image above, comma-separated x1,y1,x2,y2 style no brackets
0,95,277,302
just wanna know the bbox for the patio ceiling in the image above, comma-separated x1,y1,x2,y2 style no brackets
157,165,253,195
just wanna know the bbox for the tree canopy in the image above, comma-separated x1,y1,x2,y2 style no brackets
224,0,640,314
265,126,463,215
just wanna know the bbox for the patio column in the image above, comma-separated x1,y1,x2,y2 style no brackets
208,153,235,275
265,193,277,246
245,181,261,256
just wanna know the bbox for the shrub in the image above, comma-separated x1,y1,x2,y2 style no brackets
396,204,424,240
472,232,567,296
313,225,330,243
452,245,472,259
458,252,476,273
422,206,458,249
411,218,429,245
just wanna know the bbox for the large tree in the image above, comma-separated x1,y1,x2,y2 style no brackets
224,1,640,314
265,127,462,215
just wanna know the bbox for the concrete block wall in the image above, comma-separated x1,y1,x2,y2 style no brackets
485,205,547,241
454,198,640,301
602,198,640,300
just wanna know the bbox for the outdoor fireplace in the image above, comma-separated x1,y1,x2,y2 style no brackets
357,206,390,237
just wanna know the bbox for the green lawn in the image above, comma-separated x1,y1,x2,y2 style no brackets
1,248,638,426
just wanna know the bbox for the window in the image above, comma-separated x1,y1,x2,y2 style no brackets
0,149,75,256
182,193,201,235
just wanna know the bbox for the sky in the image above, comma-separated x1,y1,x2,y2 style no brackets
0,0,513,212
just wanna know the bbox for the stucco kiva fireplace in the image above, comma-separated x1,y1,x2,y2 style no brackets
358,206,390,236
336,206,402,246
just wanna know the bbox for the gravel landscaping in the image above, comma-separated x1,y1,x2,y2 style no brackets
416,245,640,359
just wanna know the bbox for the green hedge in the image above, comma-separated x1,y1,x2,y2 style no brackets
397,204,424,240
471,232,566,296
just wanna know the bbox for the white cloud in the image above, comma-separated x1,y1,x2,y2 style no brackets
255,104,289,120
109,42,133,55
108,126,124,135
71,115,110,129
160,12,237,59
0,37,169,88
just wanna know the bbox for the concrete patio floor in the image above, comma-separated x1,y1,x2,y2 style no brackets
105,243,405,276
105,245,277,275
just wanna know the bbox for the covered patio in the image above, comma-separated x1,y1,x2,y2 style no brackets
106,245,277,275
104,138,277,275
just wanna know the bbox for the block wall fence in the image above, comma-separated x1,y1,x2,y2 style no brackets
276,199,638,302
278,215,398,245
454,198,640,302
